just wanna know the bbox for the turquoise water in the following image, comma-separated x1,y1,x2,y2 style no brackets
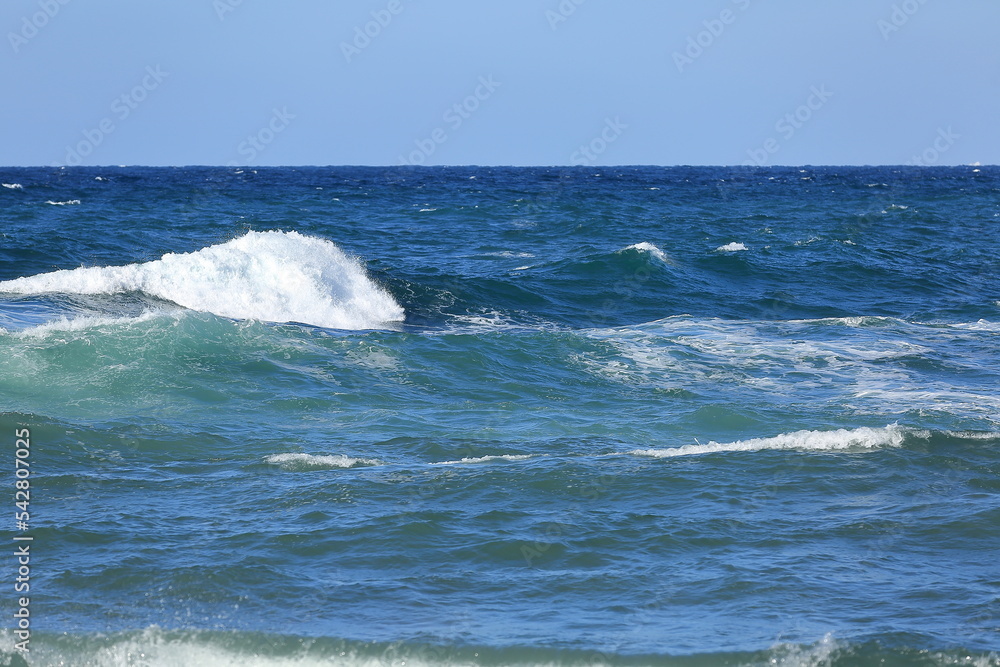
0,166,998,665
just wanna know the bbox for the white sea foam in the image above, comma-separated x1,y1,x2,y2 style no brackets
786,315,905,327
628,424,909,459
2,183,23,189
943,430,1000,441
580,316,955,412
950,319,1000,332
716,242,748,252
432,454,534,465
47,199,81,205
448,309,519,331
265,453,381,469
0,231,405,330
759,633,843,667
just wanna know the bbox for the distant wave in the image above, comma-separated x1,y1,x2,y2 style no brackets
46,199,81,205
628,424,912,459
432,454,535,465
265,453,381,469
2,183,23,189
0,231,405,330
716,242,748,252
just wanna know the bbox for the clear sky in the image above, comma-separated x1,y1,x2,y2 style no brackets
2,0,997,167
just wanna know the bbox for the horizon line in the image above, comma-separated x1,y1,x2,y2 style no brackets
1,163,994,170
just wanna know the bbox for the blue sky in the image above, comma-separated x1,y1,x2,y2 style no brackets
2,0,997,166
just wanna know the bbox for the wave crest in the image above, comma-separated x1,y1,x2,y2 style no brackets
0,231,405,330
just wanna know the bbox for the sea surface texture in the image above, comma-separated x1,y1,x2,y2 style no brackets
0,166,997,666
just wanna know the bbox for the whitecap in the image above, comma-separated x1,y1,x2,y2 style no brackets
622,242,673,265
716,242,748,252
46,199,81,205
0,231,405,330
2,183,23,189
265,453,381,469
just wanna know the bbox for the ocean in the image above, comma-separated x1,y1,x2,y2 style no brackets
0,165,997,666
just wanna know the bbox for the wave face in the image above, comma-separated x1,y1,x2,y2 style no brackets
0,231,404,330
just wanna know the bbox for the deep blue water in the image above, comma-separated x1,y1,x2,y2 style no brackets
0,166,998,666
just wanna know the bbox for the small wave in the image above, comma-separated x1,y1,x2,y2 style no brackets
2,183,23,189
46,199,81,205
0,231,405,330
265,453,381,470
716,242,748,252
628,424,911,459
432,454,534,465
622,242,669,263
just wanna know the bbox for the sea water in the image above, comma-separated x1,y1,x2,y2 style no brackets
0,166,997,665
